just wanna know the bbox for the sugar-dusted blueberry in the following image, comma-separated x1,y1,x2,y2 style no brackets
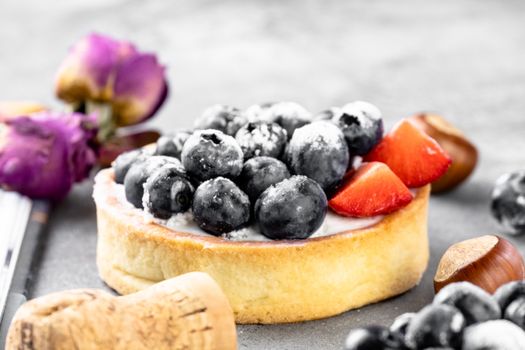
259,101,311,139
239,156,290,202
181,130,243,181
314,107,342,121
504,296,525,329
333,101,383,156
462,320,525,350
244,102,275,122
280,141,292,165
194,104,247,136
154,130,192,159
235,121,288,160
255,176,327,240
344,325,405,350
143,164,194,220
342,101,381,119
491,170,525,234
285,121,349,191
192,177,250,235
124,156,183,208
433,282,500,325
390,312,415,337
405,304,465,349
494,281,525,312
113,149,149,184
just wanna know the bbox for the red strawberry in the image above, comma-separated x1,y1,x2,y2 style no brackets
329,162,413,217
364,119,451,187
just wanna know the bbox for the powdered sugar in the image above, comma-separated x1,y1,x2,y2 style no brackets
341,101,382,125
286,121,349,190
194,104,247,136
244,103,274,122
142,185,151,215
259,101,311,123
235,121,287,159
181,129,243,180
288,121,346,153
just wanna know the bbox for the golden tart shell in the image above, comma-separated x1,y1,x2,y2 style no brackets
94,168,430,324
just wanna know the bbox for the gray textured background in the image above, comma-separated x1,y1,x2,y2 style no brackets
2,0,525,349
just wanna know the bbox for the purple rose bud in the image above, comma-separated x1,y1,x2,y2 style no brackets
112,54,168,126
55,33,168,127
0,112,97,200
55,34,136,103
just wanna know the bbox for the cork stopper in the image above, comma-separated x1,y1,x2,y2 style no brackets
6,272,237,350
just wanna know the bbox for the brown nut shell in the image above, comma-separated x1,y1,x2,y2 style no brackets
434,235,525,294
411,113,478,193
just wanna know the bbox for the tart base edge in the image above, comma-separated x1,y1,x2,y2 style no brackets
94,169,430,324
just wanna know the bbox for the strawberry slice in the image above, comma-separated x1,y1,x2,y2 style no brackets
329,162,413,217
364,119,451,187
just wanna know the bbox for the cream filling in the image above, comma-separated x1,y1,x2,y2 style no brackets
114,184,383,241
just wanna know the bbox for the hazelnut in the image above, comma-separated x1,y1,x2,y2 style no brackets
410,113,478,193
434,235,525,294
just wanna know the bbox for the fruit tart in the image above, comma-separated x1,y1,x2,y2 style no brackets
94,101,451,324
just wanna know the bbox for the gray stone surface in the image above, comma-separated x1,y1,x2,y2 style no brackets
2,0,525,348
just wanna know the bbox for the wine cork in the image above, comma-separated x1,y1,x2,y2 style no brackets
6,272,237,350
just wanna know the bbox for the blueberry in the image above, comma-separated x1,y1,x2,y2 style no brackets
344,325,405,350
433,282,501,325
259,101,311,139
491,170,525,234
192,177,250,235
124,156,183,208
504,296,525,329
405,304,465,349
154,130,191,159
244,102,276,122
194,104,247,136
314,107,342,121
235,121,288,160
390,312,415,337
239,157,290,202
181,130,243,181
285,121,349,191
255,176,327,240
332,101,383,156
113,149,149,184
462,320,525,350
494,281,525,312
143,165,194,219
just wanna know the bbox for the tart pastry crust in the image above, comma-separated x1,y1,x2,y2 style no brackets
94,168,430,324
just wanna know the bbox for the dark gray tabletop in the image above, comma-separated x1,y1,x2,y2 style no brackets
2,0,525,348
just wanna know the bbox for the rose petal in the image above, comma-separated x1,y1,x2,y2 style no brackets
55,33,137,103
112,53,168,126
0,113,97,200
